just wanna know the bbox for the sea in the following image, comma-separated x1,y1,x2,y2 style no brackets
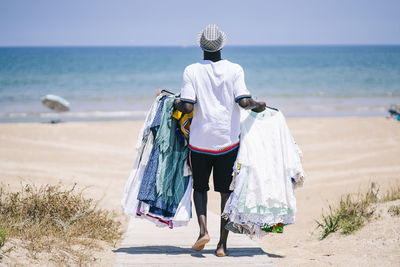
0,45,399,122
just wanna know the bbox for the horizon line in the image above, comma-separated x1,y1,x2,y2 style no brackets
1,44,400,48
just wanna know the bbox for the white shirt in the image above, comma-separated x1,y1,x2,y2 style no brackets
180,59,251,154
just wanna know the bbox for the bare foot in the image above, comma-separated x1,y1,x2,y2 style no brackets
192,234,210,251
215,244,227,257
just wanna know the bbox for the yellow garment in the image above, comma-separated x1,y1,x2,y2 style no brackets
172,109,193,139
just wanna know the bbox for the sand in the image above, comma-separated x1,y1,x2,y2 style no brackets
1,117,399,266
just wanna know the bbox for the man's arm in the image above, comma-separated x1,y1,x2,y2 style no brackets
174,98,194,114
174,97,265,113
238,97,266,113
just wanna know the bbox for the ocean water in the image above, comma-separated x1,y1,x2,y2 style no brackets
0,46,399,122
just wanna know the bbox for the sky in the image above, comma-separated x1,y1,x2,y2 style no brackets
0,0,399,46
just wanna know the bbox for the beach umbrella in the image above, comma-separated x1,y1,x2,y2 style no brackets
41,94,70,112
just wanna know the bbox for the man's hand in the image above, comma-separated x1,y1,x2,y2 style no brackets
251,101,266,113
174,98,194,114
238,98,266,113
173,98,180,109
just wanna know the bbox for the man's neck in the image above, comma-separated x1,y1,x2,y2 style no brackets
203,50,221,62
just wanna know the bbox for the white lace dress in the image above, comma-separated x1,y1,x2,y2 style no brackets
222,108,304,237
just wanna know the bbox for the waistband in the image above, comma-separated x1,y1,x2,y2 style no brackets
188,142,240,156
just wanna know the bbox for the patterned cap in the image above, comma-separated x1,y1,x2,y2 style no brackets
197,24,227,52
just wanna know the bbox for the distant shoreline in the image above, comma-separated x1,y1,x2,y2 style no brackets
1,44,400,48
0,113,391,124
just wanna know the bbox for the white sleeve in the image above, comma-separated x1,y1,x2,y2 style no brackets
180,67,197,103
233,66,251,103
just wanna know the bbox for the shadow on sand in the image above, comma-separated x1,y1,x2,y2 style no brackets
113,246,284,258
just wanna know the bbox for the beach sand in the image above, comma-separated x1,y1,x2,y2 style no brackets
1,117,399,266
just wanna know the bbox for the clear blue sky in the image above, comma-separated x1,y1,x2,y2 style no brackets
0,0,399,46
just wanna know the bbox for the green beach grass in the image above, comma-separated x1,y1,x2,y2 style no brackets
315,183,400,240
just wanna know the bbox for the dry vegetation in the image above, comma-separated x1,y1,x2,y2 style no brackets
0,183,123,265
388,204,400,216
315,183,400,239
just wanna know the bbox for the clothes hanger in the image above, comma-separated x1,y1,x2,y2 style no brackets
253,105,279,118
266,105,279,111
160,89,176,96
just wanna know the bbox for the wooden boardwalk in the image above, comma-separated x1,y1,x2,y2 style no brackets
114,210,274,267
